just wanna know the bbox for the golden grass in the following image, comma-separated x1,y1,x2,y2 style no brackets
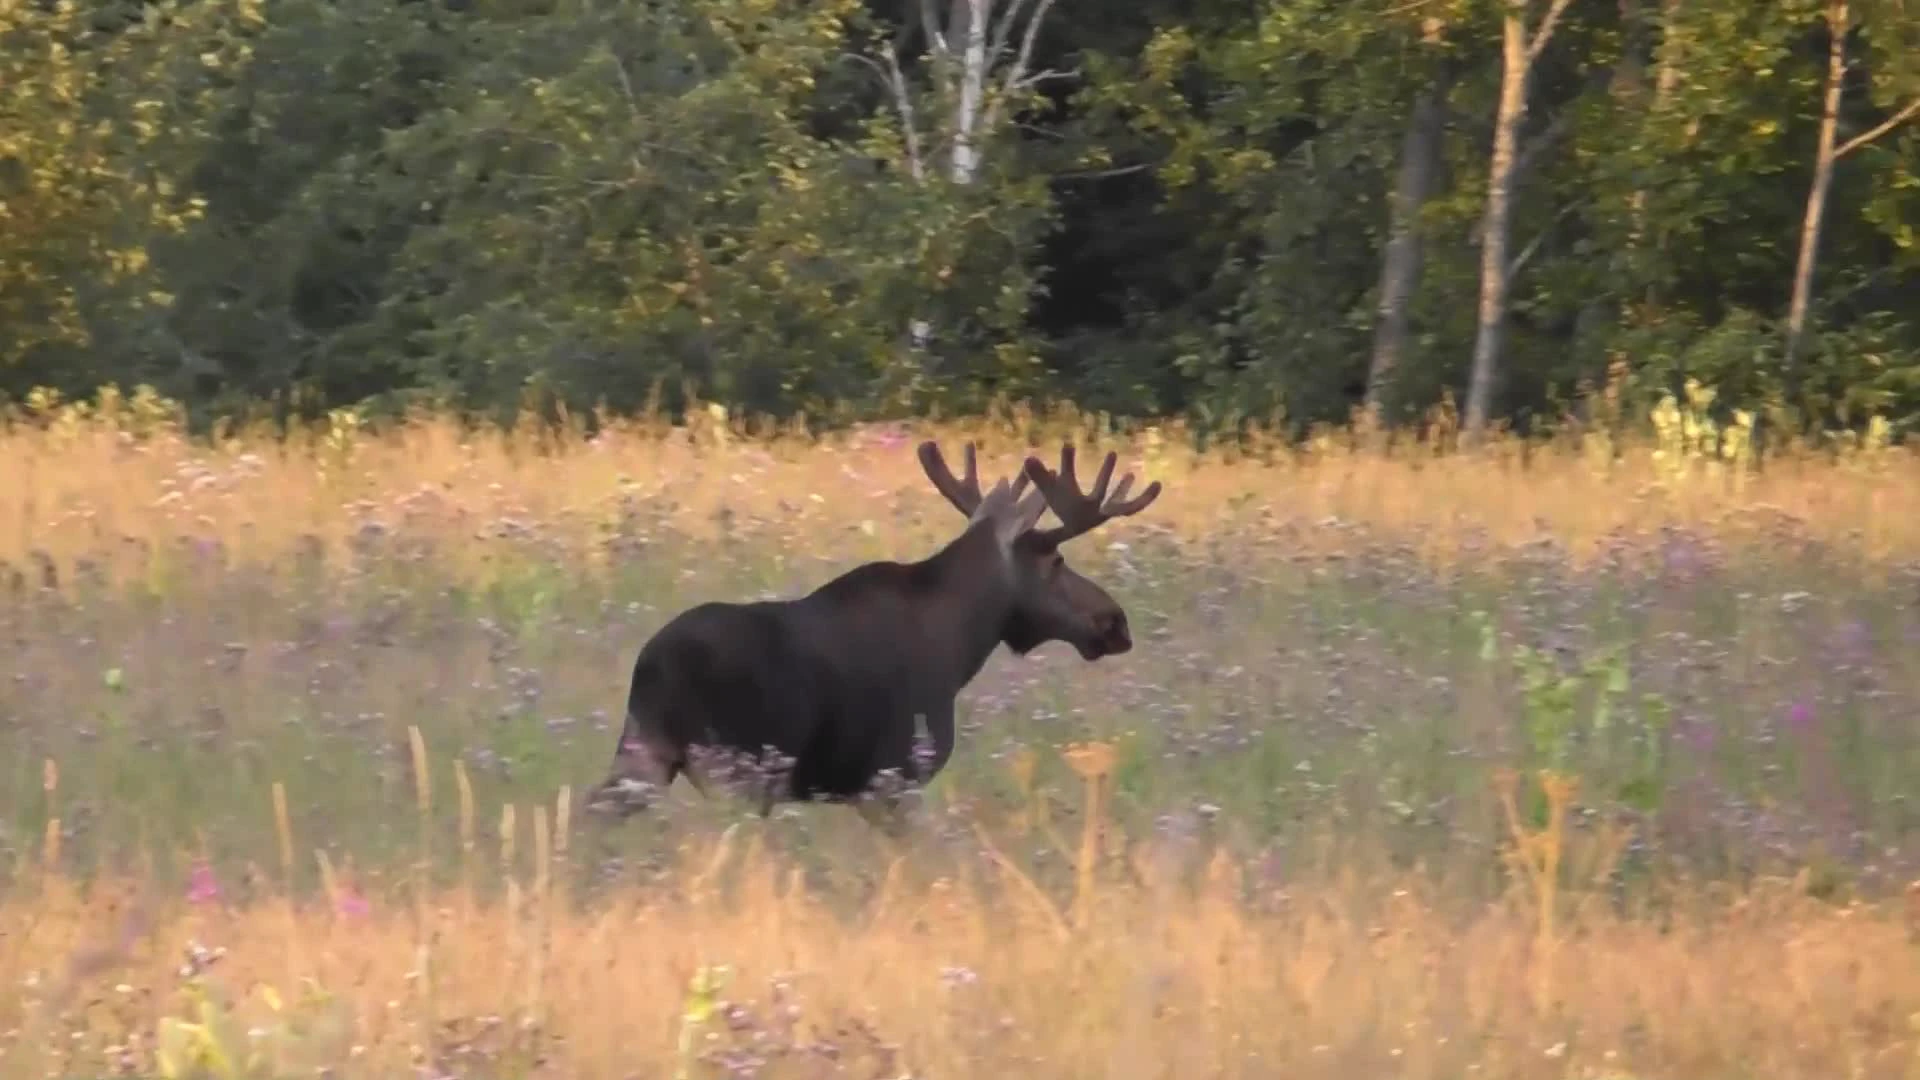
4,396,1919,587
6,826,1920,1079
1,740,1917,1078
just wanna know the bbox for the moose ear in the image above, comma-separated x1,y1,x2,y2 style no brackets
1004,487,1047,544
998,490,1044,553
971,480,1047,554
967,478,1010,526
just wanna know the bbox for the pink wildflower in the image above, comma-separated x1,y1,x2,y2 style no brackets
185,859,222,905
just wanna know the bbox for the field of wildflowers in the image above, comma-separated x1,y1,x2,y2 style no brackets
2,388,1919,1078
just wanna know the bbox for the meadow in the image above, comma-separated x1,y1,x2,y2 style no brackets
2,388,1920,1078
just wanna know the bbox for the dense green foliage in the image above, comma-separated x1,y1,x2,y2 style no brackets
4,0,1919,433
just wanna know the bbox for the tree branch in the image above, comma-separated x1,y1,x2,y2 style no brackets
1464,62,1616,248
1012,66,1078,91
1507,200,1583,277
980,0,1061,137
1055,162,1153,182
608,49,643,123
883,47,928,182
842,49,928,181
605,47,670,179
918,0,950,59
1511,107,1574,182
1467,114,1574,247
989,0,1032,68
1835,96,1920,158
1525,0,1578,66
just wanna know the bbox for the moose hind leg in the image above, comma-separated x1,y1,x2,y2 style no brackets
586,725,680,818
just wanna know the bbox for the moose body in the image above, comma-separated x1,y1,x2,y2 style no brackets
586,440,1163,825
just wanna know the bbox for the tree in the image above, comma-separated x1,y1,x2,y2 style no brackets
1782,0,1920,386
1366,7,1471,418
352,0,1055,418
853,0,1077,391
1366,70,1453,417
1073,0,1489,425
866,0,1072,186
139,0,476,416
0,0,253,390
1463,0,1579,438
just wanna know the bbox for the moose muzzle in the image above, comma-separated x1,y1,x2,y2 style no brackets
1078,611,1131,659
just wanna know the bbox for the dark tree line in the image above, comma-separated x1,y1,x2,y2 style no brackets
4,0,1918,437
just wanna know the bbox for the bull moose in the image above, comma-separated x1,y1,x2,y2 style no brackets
583,439,1163,829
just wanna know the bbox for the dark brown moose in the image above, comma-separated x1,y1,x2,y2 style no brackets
584,440,1163,830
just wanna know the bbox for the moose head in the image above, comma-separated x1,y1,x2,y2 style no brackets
917,440,1163,662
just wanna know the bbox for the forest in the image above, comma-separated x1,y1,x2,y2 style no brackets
5,0,1919,437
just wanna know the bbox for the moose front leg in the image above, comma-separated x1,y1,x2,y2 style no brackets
848,708,946,839
853,755,926,841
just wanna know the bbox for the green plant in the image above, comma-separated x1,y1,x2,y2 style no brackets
1474,618,1674,818
155,962,353,1079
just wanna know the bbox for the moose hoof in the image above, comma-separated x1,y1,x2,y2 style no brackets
585,778,657,819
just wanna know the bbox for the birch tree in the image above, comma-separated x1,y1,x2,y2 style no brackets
1462,0,1578,437
862,0,1072,358
872,0,1072,186
1782,0,1920,384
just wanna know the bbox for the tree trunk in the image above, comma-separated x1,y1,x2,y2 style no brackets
950,0,989,184
1463,0,1573,438
1625,0,1683,266
1463,15,1531,437
1783,0,1849,386
1588,0,1679,398
1366,74,1451,417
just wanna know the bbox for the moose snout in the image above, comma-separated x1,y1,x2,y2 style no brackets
1098,611,1132,654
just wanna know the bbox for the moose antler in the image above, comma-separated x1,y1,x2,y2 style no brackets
918,440,1031,517
1022,444,1163,548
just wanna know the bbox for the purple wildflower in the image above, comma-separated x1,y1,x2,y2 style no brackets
1679,717,1718,753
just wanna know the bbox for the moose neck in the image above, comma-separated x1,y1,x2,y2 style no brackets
919,521,1022,690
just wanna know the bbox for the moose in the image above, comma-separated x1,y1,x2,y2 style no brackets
583,439,1163,829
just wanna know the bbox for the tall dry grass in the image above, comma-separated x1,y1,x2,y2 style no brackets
5,393,1918,587
5,748,1920,1080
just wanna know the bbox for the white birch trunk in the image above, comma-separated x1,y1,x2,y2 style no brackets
1784,0,1920,387
950,0,989,184
1463,0,1575,438
1783,0,1850,380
